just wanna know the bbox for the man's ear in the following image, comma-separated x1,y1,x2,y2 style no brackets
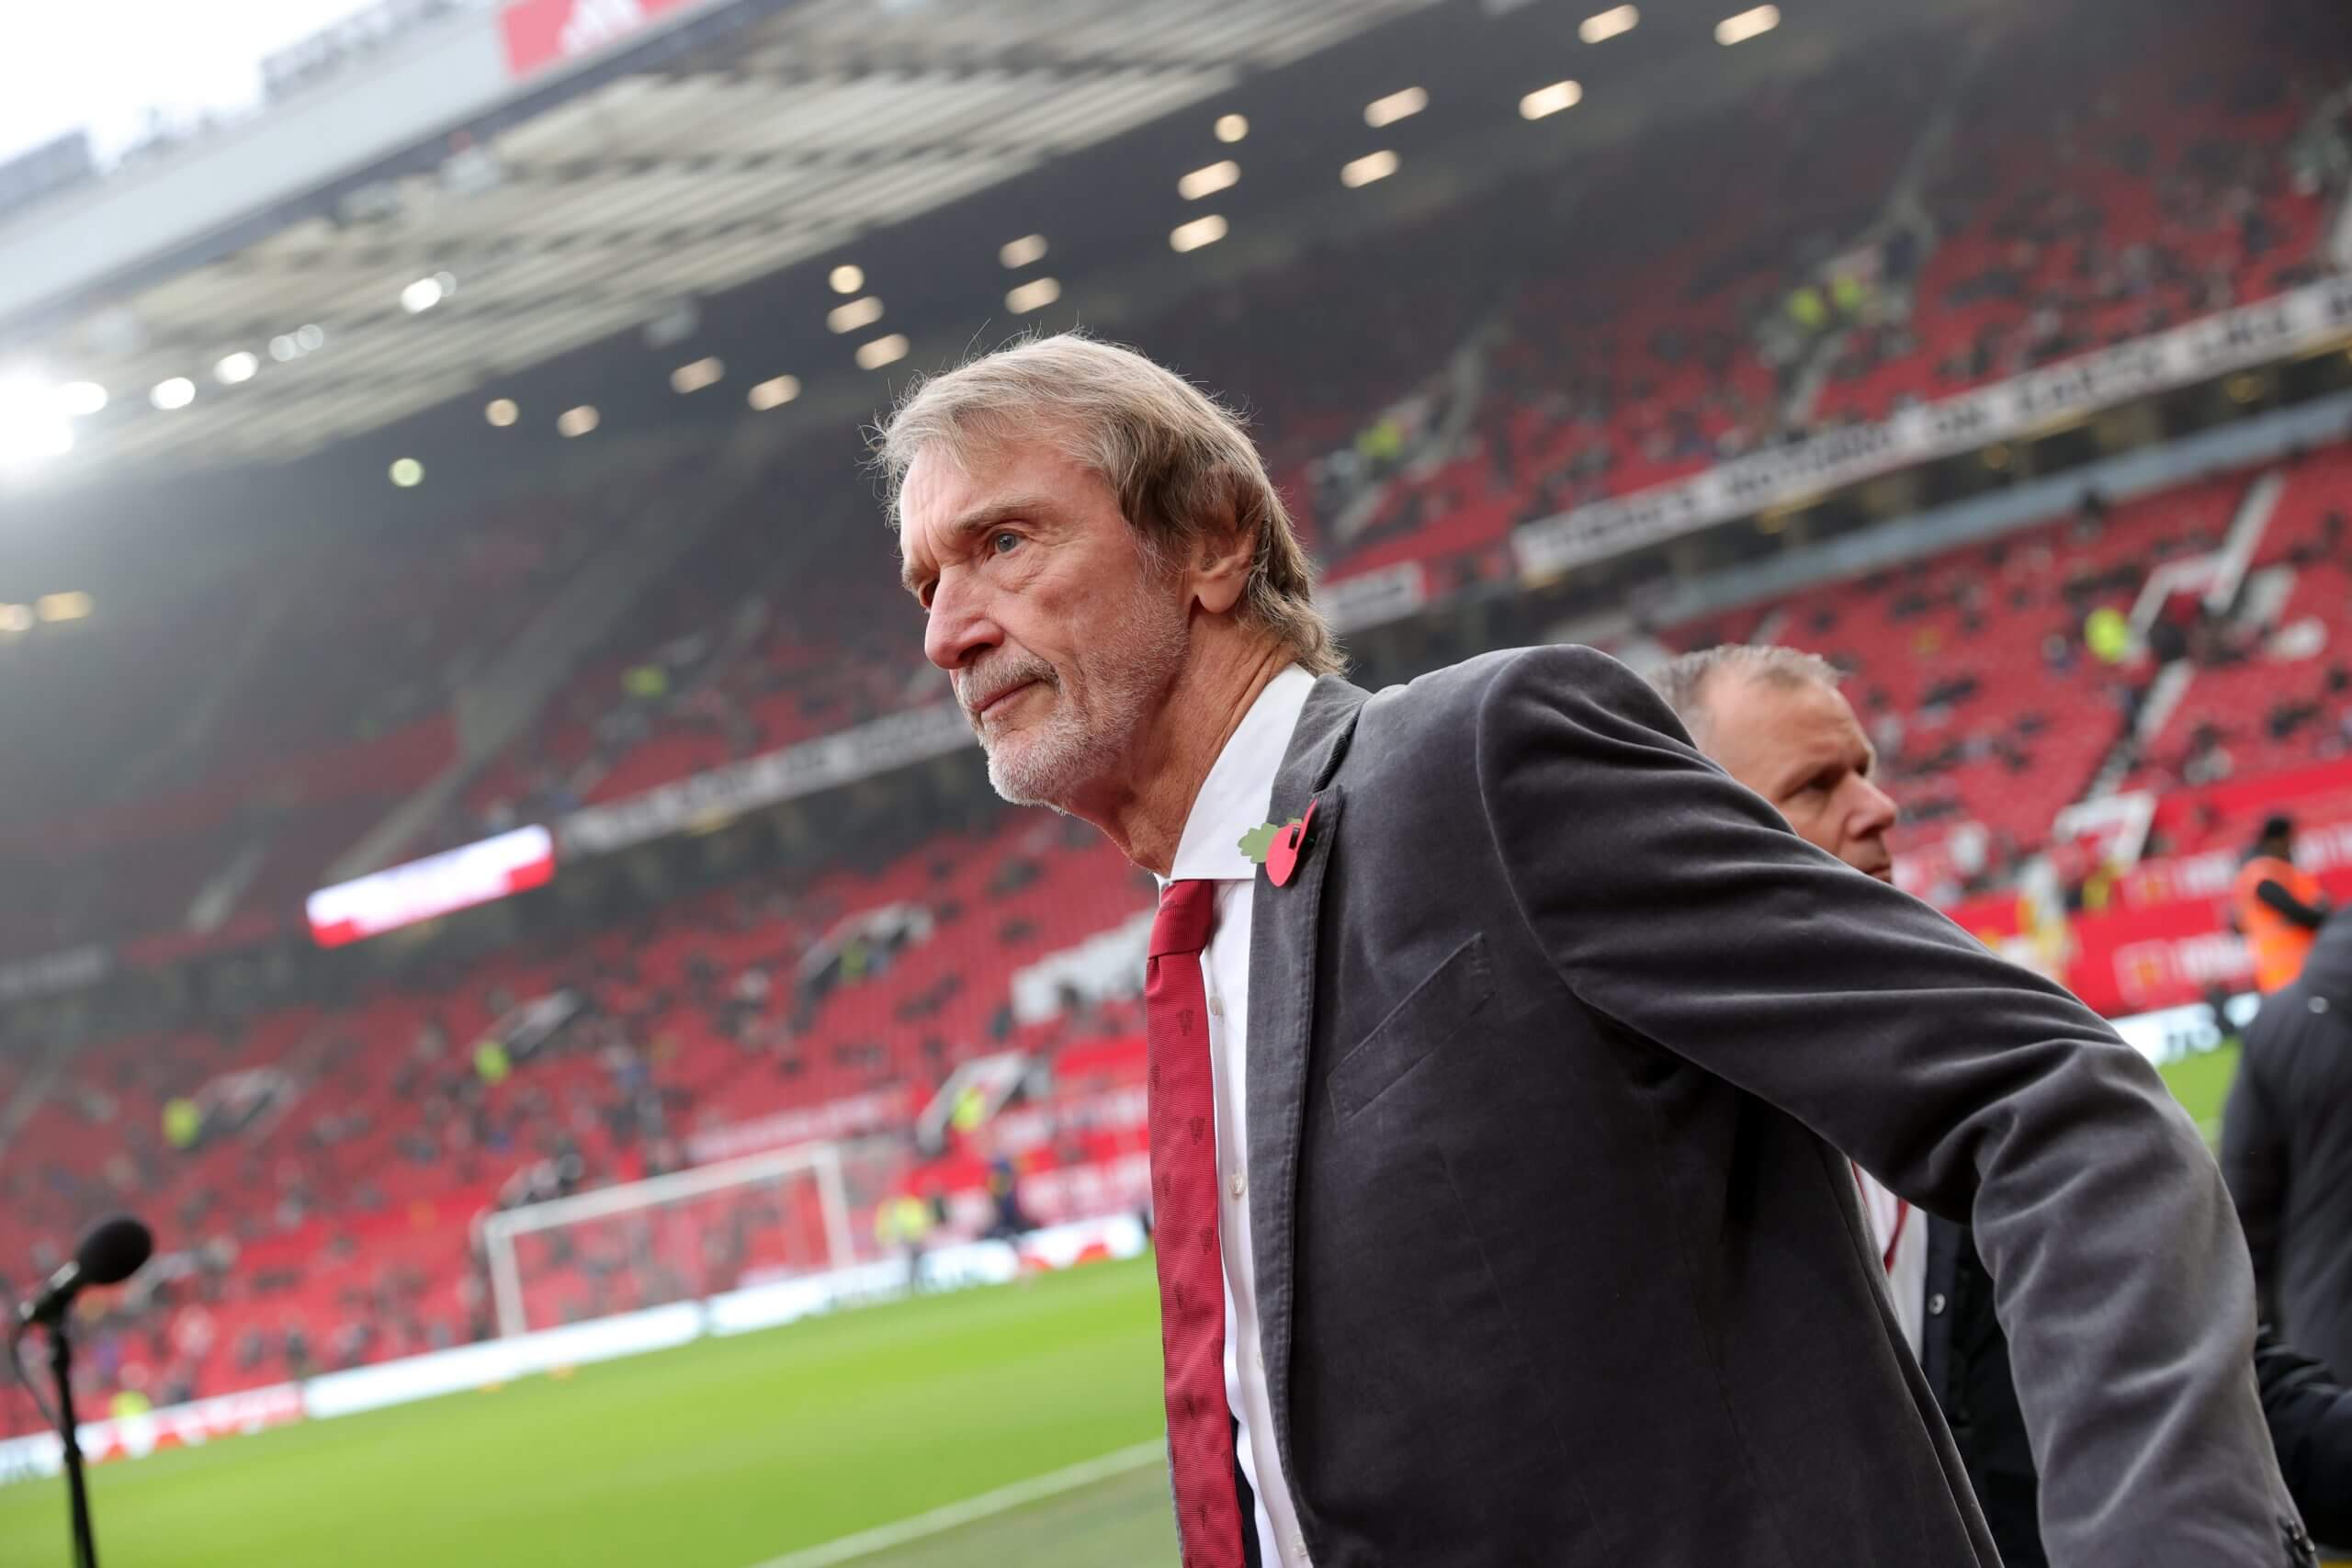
1189,491,1256,617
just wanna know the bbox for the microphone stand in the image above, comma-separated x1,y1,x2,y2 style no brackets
45,1323,97,1568
11,1317,98,1568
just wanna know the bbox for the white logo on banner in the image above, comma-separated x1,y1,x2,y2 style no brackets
558,0,646,57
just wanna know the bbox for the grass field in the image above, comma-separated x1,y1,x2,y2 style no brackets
0,1051,2247,1568
0,1258,1177,1568
2159,1042,2241,1146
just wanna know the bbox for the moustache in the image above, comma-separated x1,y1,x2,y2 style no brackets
955,657,1057,721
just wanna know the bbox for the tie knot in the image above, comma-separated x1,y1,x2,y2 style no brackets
1150,879,1217,959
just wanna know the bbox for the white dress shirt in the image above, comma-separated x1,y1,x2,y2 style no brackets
1855,1168,1928,1359
1159,661,1317,1568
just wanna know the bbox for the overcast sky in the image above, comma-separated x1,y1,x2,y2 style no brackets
0,0,363,164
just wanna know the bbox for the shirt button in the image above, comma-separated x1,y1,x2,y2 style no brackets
1928,1292,1948,1316
1254,1348,1265,1372
1209,996,1224,1019
1292,1532,1308,1560
1229,1170,1247,1200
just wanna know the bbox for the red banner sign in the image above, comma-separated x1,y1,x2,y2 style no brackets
501,0,696,80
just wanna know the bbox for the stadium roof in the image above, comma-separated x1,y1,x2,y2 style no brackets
4,0,1436,476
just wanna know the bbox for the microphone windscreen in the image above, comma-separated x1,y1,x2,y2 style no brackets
75,1216,153,1287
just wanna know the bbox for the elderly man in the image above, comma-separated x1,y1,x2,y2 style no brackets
879,332,2306,1567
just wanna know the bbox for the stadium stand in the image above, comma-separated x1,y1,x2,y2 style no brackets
1816,0,2338,423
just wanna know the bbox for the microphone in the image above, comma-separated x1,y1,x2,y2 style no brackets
17,1216,153,1332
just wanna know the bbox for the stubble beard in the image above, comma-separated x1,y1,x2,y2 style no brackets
977,590,1191,812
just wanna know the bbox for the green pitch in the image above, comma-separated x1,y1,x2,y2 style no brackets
0,1055,2246,1568
0,1258,1177,1568
2158,1043,2240,1147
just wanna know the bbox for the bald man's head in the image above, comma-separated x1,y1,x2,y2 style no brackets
1650,646,1900,883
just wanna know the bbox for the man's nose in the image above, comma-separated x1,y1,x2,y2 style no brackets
922,571,1000,673
1850,776,1900,837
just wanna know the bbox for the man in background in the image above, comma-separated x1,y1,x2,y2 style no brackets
2227,912,2352,1389
1661,643,2352,1558
1651,643,2044,1566
2237,815,2330,997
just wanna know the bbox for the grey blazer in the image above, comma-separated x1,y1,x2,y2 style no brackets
1235,646,2308,1567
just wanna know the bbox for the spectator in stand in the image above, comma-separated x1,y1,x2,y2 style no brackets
2235,816,2332,996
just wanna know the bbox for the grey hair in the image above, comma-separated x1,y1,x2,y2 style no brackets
872,330,1343,677
1647,644,1843,746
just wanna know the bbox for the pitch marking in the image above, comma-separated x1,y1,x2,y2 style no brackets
741,1439,1165,1568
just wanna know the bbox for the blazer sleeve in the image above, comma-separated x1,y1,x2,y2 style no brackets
1474,644,2298,1568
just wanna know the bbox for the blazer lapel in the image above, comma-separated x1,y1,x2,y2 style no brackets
1246,674,1368,1491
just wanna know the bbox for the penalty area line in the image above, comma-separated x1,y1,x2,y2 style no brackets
741,1439,1166,1568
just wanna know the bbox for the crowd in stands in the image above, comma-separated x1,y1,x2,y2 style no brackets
3,772,1155,1412
1815,0,2338,423
0,0,2338,960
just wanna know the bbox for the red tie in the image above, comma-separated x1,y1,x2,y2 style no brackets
1147,878,1248,1568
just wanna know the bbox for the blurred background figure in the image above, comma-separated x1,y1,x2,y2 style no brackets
2226,914,2352,1390
2237,815,2333,995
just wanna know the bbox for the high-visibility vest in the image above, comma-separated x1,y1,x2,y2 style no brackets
2234,854,2324,993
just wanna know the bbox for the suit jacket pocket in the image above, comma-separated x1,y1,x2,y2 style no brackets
1328,933,1493,1123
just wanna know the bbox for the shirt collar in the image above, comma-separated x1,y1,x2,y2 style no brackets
1164,664,1317,885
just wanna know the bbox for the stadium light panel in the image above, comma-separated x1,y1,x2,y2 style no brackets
1363,86,1427,129
829,264,865,295
150,377,196,411
0,604,28,633
855,334,910,371
296,323,325,352
1579,5,1639,42
400,276,446,313
748,375,800,411
1215,113,1249,143
0,376,72,469
671,356,724,394
827,297,885,333
557,405,599,437
269,335,299,362
1521,80,1584,119
1000,234,1048,268
389,458,424,488
1715,5,1779,44
35,592,92,623
57,381,106,416
1005,277,1062,314
485,398,519,426
1340,150,1400,188
215,352,259,385
1170,214,1228,253
1178,160,1240,200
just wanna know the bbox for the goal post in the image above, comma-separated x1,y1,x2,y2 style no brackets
477,1141,870,1339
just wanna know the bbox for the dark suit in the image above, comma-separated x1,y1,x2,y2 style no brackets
1241,648,2305,1566
2225,920,2352,1389
1922,1218,2042,1568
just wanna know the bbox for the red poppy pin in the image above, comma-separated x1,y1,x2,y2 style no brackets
1239,797,1321,887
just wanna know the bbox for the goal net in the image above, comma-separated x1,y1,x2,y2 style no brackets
478,1140,901,1338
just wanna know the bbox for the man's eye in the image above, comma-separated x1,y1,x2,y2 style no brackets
989,530,1021,556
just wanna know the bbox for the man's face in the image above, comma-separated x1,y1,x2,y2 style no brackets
1702,673,1899,882
899,436,1191,810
